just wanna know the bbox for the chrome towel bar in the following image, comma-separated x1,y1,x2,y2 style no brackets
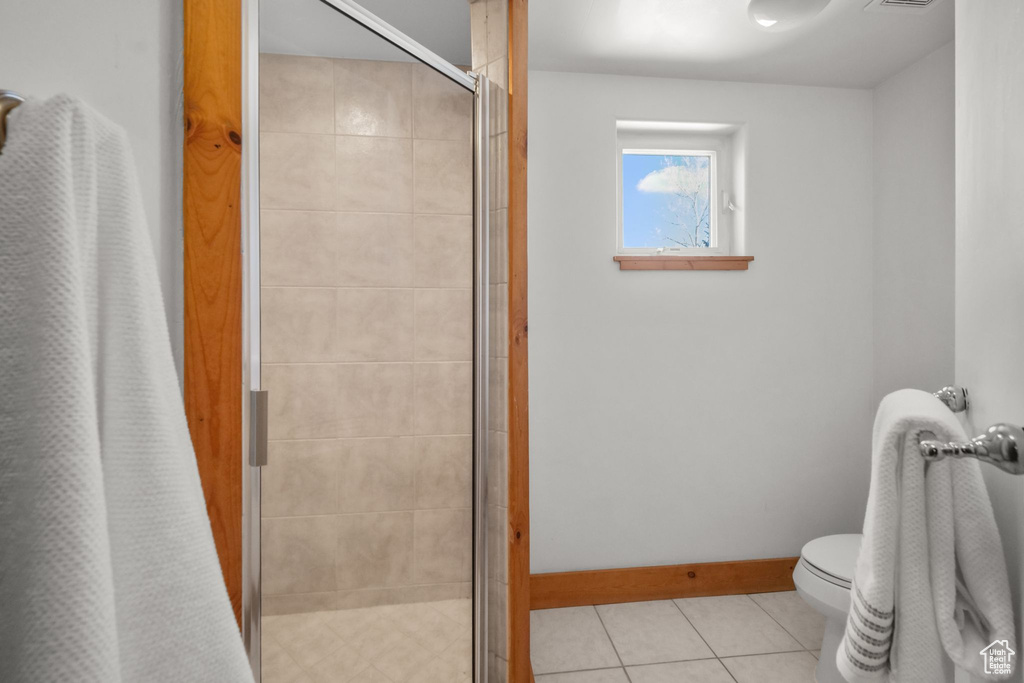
0,90,25,155
923,385,1024,475
921,425,1024,475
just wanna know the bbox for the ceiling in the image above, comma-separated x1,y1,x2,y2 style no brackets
531,0,954,88
260,0,471,65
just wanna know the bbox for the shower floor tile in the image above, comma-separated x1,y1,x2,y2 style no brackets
262,599,472,683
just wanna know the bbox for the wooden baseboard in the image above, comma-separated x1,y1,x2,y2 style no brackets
530,557,798,610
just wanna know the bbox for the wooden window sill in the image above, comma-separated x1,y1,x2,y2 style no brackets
613,255,754,271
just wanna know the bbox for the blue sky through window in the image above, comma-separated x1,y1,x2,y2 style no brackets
622,153,712,248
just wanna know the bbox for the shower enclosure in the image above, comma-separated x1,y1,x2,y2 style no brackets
239,1,504,681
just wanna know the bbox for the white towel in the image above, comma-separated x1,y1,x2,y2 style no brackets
838,389,1015,682
0,95,254,683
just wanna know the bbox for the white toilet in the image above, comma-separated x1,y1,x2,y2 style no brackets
792,533,862,683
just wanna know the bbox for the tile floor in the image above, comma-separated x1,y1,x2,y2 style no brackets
262,599,472,683
531,591,825,683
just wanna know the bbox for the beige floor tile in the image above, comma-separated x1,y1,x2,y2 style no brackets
264,601,471,682
439,633,473,677
595,600,713,665
348,667,393,683
372,600,432,624
282,624,347,670
323,607,382,642
262,637,308,683
373,633,435,682
811,650,820,659
534,669,629,683
387,600,466,653
749,591,826,650
675,595,802,658
415,620,469,656
406,656,465,683
346,617,409,661
307,644,371,683
264,611,329,647
626,659,734,683
721,651,819,683
432,598,473,627
530,606,622,675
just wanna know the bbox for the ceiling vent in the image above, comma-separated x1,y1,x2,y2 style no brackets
864,0,943,13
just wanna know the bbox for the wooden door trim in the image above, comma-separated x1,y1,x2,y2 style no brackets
507,1,530,681
183,0,243,622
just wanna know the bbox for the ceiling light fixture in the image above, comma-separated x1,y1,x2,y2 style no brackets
748,0,832,31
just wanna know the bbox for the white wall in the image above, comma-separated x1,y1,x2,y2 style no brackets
872,43,955,405
1,0,185,378
528,70,875,573
955,2,1024,680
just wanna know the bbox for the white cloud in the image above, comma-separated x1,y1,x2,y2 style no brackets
637,165,708,195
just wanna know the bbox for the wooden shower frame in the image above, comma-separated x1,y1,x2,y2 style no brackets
182,0,530,679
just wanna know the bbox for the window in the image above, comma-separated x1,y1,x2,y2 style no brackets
619,149,718,253
612,121,750,270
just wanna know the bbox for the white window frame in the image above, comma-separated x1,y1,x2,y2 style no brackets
616,132,731,257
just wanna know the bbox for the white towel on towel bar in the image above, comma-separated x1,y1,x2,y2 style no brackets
0,95,254,683
838,389,1015,682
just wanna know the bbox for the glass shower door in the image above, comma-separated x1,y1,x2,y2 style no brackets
243,1,490,681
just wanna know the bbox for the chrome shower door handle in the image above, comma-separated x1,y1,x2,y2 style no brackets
249,390,268,467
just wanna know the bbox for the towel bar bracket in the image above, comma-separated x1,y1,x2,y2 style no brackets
933,385,969,414
920,424,1024,475
0,89,25,155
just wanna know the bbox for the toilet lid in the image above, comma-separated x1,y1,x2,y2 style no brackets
801,534,861,586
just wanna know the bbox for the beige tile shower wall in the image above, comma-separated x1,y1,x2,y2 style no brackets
259,53,474,615
470,1,512,682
